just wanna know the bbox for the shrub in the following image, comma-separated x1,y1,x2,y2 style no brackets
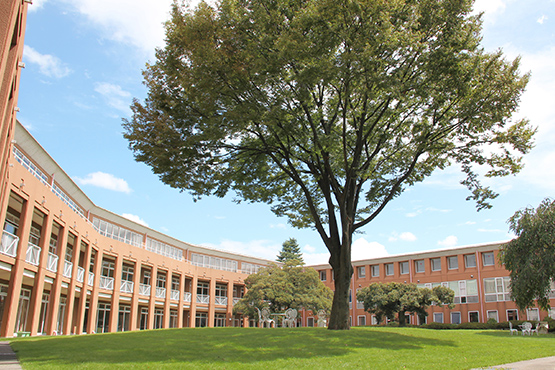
422,322,456,330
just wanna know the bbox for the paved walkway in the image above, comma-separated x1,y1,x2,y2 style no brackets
0,340,553,369
0,342,21,370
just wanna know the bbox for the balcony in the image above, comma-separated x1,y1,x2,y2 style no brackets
88,272,95,286
46,252,58,272
99,276,114,290
139,283,151,296
196,294,209,304
183,292,192,303
215,296,228,305
170,290,180,301
63,260,73,278
0,231,19,257
25,242,41,266
76,266,85,283
233,297,241,305
120,280,134,294
155,287,166,299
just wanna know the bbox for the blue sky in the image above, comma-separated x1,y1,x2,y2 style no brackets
17,0,555,265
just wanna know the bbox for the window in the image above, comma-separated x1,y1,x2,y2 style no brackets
431,258,441,271
214,313,226,327
385,263,394,276
118,305,131,332
358,315,366,326
319,270,327,281
154,308,164,329
96,302,111,333
169,310,178,328
357,266,366,278
433,313,443,323
371,315,378,325
447,256,458,270
464,254,476,268
121,264,134,282
527,308,540,321
156,272,166,288
414,260,425,273
101,260,115,278
139,307,148,330
487,310,499,322
507,309,518,321
484,277,511,302
482,252,495,266
400,261,409,275
451,312,461,325
469,311,479,323
371,265,380,277
307,317,314,327
549,309,555,320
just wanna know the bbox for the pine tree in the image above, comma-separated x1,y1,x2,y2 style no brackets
277,238,304,265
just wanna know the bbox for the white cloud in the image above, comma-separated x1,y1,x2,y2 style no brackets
537,15,548,24
352,237,389,261
204,239,281,261
27,0,48,12
389,232,417,242
74,171,132,193
60,0,175,56
437,235,458,247
94,82,132,113
269,223,287,229
121,213,148,227
23,45,71,78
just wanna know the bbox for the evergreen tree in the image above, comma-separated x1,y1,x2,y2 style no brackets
277,238,304,265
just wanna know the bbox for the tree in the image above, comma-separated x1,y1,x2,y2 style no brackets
277,238,304,265
356,282,454,326
500,198,555,312
123,0,535,329
233,261,333,319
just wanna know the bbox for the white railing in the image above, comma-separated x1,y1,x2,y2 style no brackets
0,231,19,257
233,297,241,305
155,287,166,299
25,242,41,265
215,296,228,305
196,294,210,304
99,276,114,290
139,284,151,296
184,292,192,302
171,290,179,301
63,260,73,278
47,252,59,272
88,272,95,286
120,280,134,293
76,266,85,283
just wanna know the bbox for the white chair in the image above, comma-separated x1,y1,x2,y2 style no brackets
256,307,275,328
531,323,540,335
283,308,297,328
317,309,327,327
520,321,532,336
508,322,518,335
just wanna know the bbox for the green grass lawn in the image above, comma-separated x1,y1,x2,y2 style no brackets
9,327,555,369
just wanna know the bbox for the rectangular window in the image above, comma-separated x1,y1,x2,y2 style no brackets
357,315,366,326
482,252,495,266
447,256,458,270
451,312,461,324
464,254,476,268
371,315,378,325
507,309,518,321
469,311,479,323
319,270,327,281
487,310,499,322
433,313,443,323
357,266,366,279
371,265,380,277
527,308,540,321
484,277,511,302
400,261,409,275
431,258,441,271
385,263,394,276
414,260,425,273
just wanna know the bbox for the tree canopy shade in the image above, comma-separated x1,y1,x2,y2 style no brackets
500,198,555,312
232,261,333,319
123,0,535,329
277,238,304,265
356,282,454,326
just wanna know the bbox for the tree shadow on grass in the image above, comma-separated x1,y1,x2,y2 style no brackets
10,327,456,368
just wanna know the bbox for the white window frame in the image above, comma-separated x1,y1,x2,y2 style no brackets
468,311,479,323
482,252,495,266
433,312,443,323
447,256,458,270
371,265,379,277
400,261,409,275
527,308,540,321
450,311,461,325
357,315,366,326
371,315,378,325
464,254,476,268
431,258,441,271
357,266,366,279
487,310,499,322
506,309,519,321
414,260,425,273
319,270,327,281
385,263,394,276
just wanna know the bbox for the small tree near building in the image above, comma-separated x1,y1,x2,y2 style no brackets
233,261,333,321
357,282,454,326
500,198,555,311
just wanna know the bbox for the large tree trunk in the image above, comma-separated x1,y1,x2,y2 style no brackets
327,238,353,330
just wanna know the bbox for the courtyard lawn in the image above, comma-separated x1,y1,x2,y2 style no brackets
9,327,555,369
